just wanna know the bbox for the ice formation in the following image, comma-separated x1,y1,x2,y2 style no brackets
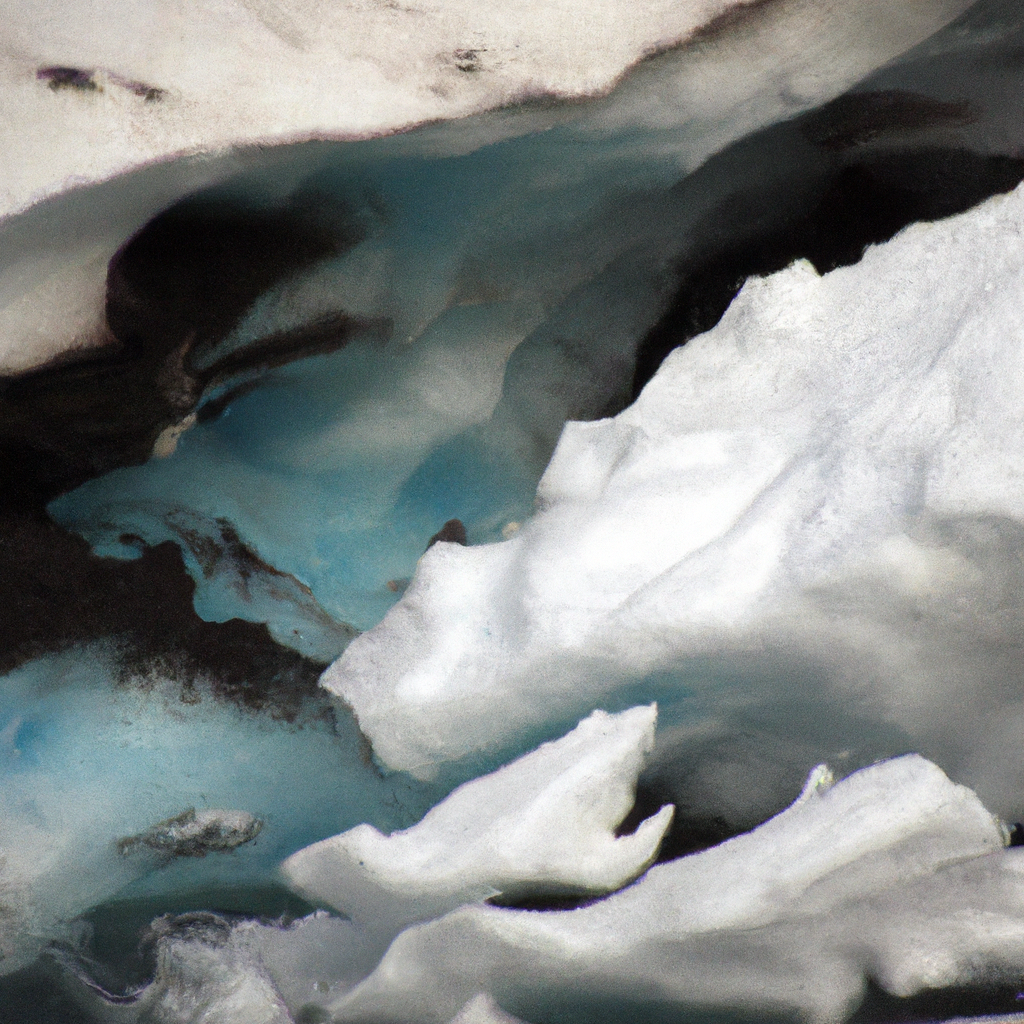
4,1,1024,1021
75,739,1024,1024
282,705,672,936
0,651,431,978
324,179,1024,821
331,754,1017,1024
0,0,973,222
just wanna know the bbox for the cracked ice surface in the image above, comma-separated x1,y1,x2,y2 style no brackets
325,180,1024,818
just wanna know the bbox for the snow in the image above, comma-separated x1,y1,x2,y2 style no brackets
0,0,971,222
282,705,672,938
0,0,974,379
331,754,1016,1024
102,750,1024,1023
323,181,1024,819
448,994,528,1024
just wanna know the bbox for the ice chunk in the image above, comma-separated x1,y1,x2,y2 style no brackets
74,911,382,1023
323,181,1024,812
449,994,528,1024
117,810,263,860
110,914,292,1024
282,706,673,937
331,755,1016,1024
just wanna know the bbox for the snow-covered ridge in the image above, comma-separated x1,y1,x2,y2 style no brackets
325,179,1024,819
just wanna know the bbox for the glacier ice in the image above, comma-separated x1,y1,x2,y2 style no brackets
0,0,974,224
0,650,433,977
323,179,1024,823
85,744,1024,1024
281,705,672,937
330,754,1016,1024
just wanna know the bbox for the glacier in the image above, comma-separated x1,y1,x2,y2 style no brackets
3,0,1024,1021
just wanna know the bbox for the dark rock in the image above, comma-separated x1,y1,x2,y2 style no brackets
118,810,263,859
427,518,468,549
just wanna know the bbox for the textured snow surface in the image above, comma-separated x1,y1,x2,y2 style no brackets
326,180,1024,812
331,754,1013,1024
282,705,672,936
91,746,1024,1024
0,0,972,221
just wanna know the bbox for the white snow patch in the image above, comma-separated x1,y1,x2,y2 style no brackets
282,705,672,937
331,754,1017,1024
324,182,1024,806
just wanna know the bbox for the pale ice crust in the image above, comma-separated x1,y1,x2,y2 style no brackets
325,181,1024,812
281,705,673,937
0,0,971,220
0,0,972,374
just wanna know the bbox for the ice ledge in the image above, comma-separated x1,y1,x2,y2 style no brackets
331,753,1013,1024
0,0,971,220
324,182,1024,805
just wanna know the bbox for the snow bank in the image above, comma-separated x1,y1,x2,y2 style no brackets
324,180,1024,814
76,741,1020,1024
331,755,1017,1024
0,0,974,379
0,0,972,221
282,705,672,937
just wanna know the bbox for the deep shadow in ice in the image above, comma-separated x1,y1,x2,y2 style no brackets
847,978,1024,1023
0,506,331,721
632,146,1024,398
801,90,976,151
0,957,91,1024
507,987,797,1024
505,975,1024,1024
0,190,386,504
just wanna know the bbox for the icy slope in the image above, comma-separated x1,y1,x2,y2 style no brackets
325,180,1024,811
